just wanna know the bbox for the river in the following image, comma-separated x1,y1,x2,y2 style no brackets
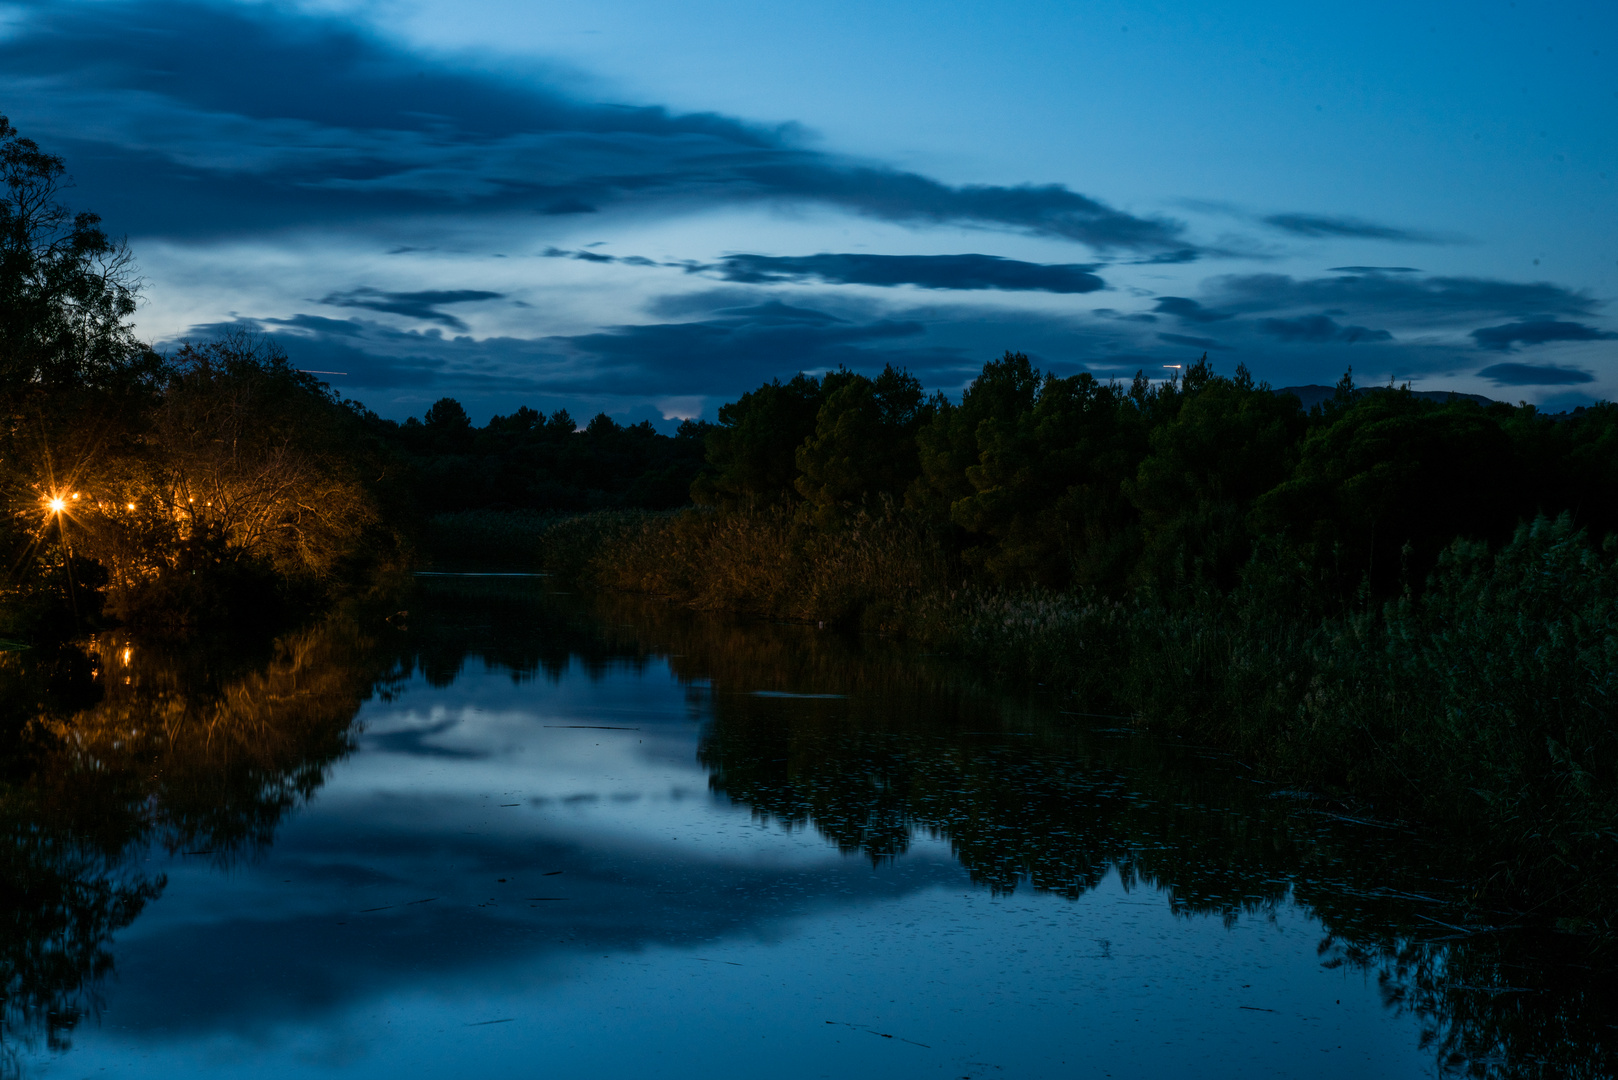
1,577,1611,1078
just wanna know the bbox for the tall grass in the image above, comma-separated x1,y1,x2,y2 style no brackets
586,500,951,629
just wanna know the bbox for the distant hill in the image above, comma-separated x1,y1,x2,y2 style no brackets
1274,384,1496,410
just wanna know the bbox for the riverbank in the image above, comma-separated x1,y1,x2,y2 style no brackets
426,503,1618,940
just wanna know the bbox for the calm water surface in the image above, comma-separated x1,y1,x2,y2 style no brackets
3,580,1613,1078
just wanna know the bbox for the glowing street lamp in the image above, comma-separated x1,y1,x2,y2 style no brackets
47,497,65,514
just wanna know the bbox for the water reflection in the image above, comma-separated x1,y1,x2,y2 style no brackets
562,589,1618,1079
0,617,390,1074
1,581,1614,1078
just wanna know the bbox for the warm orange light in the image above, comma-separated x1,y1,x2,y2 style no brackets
71,493,79,500
127,503,136,511
47,497,65,513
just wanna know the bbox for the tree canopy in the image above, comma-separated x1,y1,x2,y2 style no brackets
700,351,1618,602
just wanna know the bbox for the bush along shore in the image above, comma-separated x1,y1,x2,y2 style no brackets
447,353,1618,939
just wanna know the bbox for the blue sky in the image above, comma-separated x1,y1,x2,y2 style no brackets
4,0,1614,423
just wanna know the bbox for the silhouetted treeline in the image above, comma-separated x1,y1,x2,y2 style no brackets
694,351,1618,607
379,397,710,515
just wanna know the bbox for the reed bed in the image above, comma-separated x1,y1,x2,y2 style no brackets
584,501,950,629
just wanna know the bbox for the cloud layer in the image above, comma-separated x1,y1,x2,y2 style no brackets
1477,362,1596,386
1470,319,1618,352
711,253,1106,293
163,261,1614,422
1262,213,1444,243
0,0,1189,251
320,289,506,331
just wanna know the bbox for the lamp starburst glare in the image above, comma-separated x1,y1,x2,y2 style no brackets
47,497,65,513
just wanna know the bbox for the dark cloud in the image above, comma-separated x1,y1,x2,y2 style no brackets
1257,314,1392,344
0,0,1189,251
544,247,665,268
1477,362,1596,386
1152,297,1233,324
318,288,505,330
1203,271,1598,321
543,249,1109,294
1470,319,1618,352
1262,214,1445,243
263,314,368,338
552,302,953,393
711,253,1105,293
1326,266,1422,273
1133,248,1202,265
1157,333,1226,350
545,247,611,262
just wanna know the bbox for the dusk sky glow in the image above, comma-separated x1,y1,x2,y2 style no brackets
6,0,1615,424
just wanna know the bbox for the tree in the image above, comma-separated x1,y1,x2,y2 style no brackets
1253,389,1524,597
0,115,151,392
950,371,1145,588
1124,357,1305,591
423,398,471,429
795,365,928,525
693,373,832,509
908,351,1042,522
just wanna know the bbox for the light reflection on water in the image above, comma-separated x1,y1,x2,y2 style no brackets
3,580,1613,1078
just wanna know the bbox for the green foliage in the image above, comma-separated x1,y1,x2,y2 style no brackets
424,509,567,569
909,350,1043,523
794,365,929,525
694,372,831,509
1254,387,1524,595
1125,358,1305,591
1346,517,1618,919
695,351,1616,611
949,369,1144,588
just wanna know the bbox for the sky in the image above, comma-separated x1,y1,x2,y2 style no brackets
3,0,1615,425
